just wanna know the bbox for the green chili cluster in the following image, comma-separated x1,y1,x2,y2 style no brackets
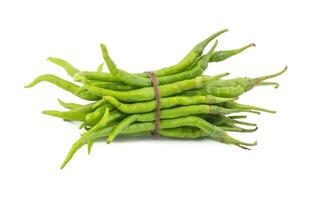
25,29,287,169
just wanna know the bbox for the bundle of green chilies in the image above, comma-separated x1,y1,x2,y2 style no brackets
25,29,287,169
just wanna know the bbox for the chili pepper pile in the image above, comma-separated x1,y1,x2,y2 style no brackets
25,29,287,169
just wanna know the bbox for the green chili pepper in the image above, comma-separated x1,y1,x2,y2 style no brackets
83,73,229,102
209,43,255,62
147,29,228,77
42,102,96,121
25,74,101,100
57,99,82,110
103,95,236,114
183,66,287,97
47,57,80,77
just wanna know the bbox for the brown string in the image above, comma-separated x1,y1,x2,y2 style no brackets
145,71,161,136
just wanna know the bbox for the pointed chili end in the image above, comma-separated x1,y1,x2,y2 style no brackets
274,83,280,89
57,98,63,105
242,126,258,133
238,43,256,52
24,79,37,88
100,43,109,57
42,110,59,116
107,135,114,144
47,57,56,62
250,127,258,132
60,151,72,169
97,63,104,72
236,141,257,150
254,66,288,84
60,139,86,169
211,40,219,52
87,142,93,155
212,29,229,37
246,141,257,146
24,83,32,88
60,157,70,169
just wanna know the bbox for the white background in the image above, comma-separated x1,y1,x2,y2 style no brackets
0,0,312,199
